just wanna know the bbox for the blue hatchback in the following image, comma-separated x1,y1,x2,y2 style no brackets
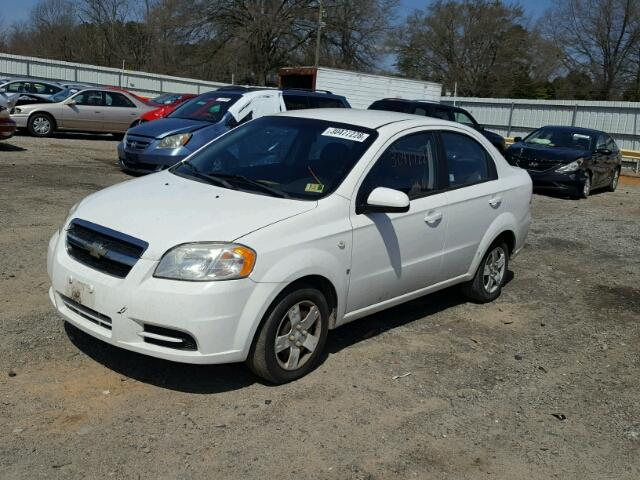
118,88,350,174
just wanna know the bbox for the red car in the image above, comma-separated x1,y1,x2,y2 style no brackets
0,109,16,140
103,86,151,104
136,93,197,125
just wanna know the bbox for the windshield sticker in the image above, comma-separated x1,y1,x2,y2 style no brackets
322,127,369,142
216,97,231,102
305,183,325,193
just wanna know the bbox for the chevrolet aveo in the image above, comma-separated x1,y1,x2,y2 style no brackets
47,109,532,383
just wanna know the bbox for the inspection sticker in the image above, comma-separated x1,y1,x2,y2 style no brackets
321,127,369,142
305,183,325,193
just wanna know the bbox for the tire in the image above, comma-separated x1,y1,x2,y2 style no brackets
247,287,329,384
606,167,620,192
461,241,509,303
573,173,591,199
28,113,54,137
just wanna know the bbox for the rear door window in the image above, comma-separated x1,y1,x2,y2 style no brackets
440,131,496,188
433,107,454,121
105,92,135,107
368,100,410,113
73,90,104,106
309,97,346,108
32,83,60,95
283,94,309,110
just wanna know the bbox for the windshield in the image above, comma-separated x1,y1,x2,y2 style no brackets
51,89,75,102
172,116,378,200
150,93,183,105
524,128,593,150
168,94,240,123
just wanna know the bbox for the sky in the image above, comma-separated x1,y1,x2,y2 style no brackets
5,0,553,25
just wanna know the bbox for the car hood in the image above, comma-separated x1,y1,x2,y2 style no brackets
70,171,317,260
507,143,588,163
127,117,218,139
481,129,504,145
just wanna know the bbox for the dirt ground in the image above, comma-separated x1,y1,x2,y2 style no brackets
1,133,639,480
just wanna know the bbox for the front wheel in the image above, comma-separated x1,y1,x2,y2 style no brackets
28,113,54,137
248,287,329,384
575,174,591,199
461,242,509,303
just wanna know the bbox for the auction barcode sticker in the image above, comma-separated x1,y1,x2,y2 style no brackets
322,127,369,142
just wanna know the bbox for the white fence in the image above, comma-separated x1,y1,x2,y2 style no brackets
0,52,228,96
441,96,640,151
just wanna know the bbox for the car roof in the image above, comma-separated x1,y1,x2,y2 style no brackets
537,125,604,136
282,89,346,99
1,78,61,85
279,108,458,130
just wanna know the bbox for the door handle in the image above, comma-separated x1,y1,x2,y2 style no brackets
424,211,443,225
489,196,502,208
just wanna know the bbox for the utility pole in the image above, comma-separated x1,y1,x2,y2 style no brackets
314,0,323,67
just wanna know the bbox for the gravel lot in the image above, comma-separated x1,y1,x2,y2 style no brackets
1,133,639,480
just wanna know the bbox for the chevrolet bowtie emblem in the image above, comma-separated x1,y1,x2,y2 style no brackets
88,241,108,259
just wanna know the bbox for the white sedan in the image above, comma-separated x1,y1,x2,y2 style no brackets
47,109,532,383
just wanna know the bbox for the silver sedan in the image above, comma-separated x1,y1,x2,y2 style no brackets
11,88,154,137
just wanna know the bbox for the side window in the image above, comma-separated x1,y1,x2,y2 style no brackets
441,131,496,188
33,83,60,94
283,94,309,111
360,132,439,201
73,90,104,106
596,134,607,150
433,107,454,121
309,97,346,108
605,135,618,152
453,110,476,127
6,82,25,93
105,92,135,107
413,106,428,116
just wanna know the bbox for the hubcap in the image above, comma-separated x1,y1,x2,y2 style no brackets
33,117,51,135
483,247,506,294
274,301,322,371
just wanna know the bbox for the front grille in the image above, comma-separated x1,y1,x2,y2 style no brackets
66,219,148,278
142,325,197,351
60,294,112,330
126,136,151,150
121,157,162,172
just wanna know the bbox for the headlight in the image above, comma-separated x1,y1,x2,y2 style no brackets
13,107,21,114
556,158,583,173
156,133,192,149
154,243,256,281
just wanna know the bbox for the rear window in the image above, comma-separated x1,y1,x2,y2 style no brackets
168,94,240,123
309,97,346,108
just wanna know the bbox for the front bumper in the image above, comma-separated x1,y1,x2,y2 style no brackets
9,114,27,129
47,230,282,364
525,168,587,192
117,141,190,174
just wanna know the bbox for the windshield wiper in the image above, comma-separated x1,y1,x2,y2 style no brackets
209,173,289,198
178,162,235,189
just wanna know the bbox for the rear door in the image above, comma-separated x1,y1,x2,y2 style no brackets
62,90,104,131
103,91,139,133
438,130,502,279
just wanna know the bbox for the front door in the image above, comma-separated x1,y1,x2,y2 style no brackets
347,131,449,315
437,130,502,278
62,90,104,131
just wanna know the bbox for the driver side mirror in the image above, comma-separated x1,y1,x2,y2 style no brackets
513,136,523,143
65,99,76,106
361,187,410,214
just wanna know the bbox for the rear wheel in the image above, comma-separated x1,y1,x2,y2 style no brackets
28,113,54,137
607,168,620,192
248,287,329,384
461,241,509,303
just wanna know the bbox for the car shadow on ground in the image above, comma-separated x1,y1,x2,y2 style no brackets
0,142,27,152
15,130,117,142
64,271,514,393
325,270,514,356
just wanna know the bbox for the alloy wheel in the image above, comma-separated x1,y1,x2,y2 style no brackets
274,301,323,371
32,116,51,135
583,176,591,197
483,246,506,294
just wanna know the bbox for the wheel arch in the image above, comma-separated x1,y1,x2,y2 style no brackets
29,110,57,130
468,212,519,278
